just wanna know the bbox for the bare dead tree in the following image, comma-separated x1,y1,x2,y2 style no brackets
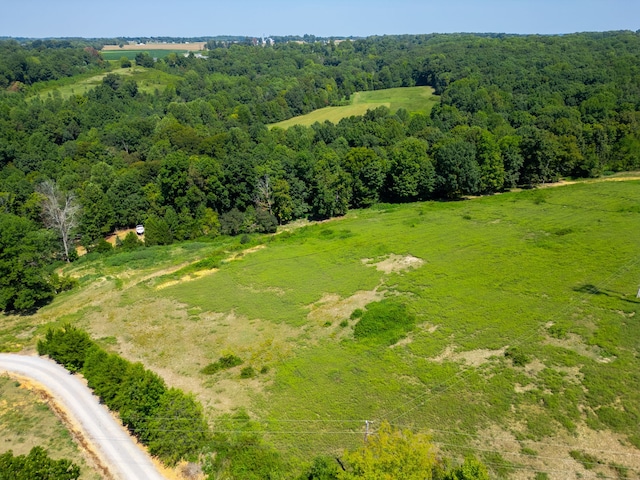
37,180,80,262
254,174,273,215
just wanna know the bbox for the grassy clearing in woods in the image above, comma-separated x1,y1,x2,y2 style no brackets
270,86,438,128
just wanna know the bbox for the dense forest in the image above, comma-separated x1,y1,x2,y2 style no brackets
1,31,640,311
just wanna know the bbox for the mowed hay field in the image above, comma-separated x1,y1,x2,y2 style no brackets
101,43,206,61
102,42,206,51
270,86,439,129
3,179,640,479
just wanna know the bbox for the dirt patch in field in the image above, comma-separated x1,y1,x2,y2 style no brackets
544,333,615,363
429,345,506,367
524,359,546,377
307,288,385,325
362,254,425,274
105,228,144,245
155,269,218,290
472,423,640,480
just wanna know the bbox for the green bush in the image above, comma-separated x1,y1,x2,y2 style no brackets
93,238,113,253
547,323,568,339
240,366,256,378
201,354,243,374
353,299,415,345
49,273,78,293
120,231,143,250
37,324,93,372
504,346,530,366
147,388,210,466
0,447,80,480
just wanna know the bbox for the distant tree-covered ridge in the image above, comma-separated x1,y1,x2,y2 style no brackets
1,32,640,309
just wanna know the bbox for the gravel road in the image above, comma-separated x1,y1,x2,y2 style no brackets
0,354,166,480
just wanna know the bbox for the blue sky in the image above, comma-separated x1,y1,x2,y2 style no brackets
3,0,639,38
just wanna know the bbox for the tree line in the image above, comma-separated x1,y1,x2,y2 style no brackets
1,31,640,311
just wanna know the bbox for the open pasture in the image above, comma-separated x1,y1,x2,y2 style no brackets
271,86,438,128
33,66,181,99
3,180,640,478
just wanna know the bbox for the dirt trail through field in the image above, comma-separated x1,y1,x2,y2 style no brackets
537,173,640,188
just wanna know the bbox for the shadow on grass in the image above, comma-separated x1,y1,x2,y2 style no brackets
574,284,640,304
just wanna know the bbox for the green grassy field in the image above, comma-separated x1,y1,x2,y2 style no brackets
3,178,640,478
33,66,181,99
270,86,439,129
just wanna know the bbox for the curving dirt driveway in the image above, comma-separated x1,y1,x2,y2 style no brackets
0,354,166,480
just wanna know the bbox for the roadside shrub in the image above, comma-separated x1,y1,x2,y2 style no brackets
117,363,167,441
37,324,93,372
353,300,415,345
147,388,210,466
83,345,129,409
38,326,209,466
240,366,256,378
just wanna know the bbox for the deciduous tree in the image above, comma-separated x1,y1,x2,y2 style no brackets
37,179,80,262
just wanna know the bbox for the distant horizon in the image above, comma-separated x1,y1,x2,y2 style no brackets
2,29,640,42
2,0,638,39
